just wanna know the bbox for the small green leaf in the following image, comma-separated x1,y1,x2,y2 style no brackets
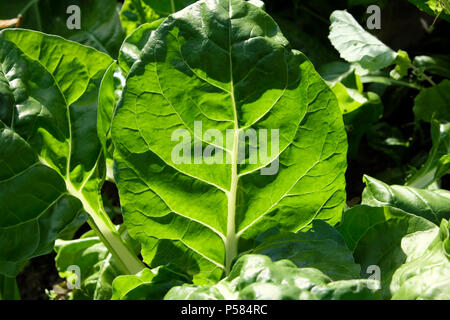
407,120,450,188
338,204,439,298
390,219,450,299
112,266,189,300
390,50,411,80
251,220,361,281
113,0,347,283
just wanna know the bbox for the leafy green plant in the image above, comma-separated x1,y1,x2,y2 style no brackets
0,0,449,301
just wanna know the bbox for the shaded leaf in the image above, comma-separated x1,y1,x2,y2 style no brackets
164,254,381,300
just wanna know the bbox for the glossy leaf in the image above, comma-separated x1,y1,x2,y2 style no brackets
407,120,450,188
112,0,347,283
362,175,450,225
0,0,125,56
120,0,196,35
329,10,397,71
112,266,189,300
164,254,381,300
0,29,142,276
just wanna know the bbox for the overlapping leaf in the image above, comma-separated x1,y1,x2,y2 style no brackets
0,29,115,276
362,175,450,224
164,254,381,300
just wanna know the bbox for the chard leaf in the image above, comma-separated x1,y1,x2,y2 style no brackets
362,175,450,225
164,254,381,300
118,20,164,74
112,0,347,283
390,50,411,80
251,220,361,281
337,204,439,298
112,266,189,300
413,80,450,123
390,219,450,299
120,0,196,35
329,10,397,71
0,29,142,276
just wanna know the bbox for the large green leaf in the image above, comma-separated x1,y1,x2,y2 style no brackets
0,0,125,57
164,254,381,300
337,204,439,298
0,29,142,276
120,0,196,35
112,0,347,283
329,10,397,71
250,220,361,281
362,175,450,225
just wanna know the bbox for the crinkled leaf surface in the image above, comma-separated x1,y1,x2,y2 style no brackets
0,29,118,276
112,0,347,283
329,10,397,71
164,254,381,300
390,219,450,299
56,236,120,300
120,0,196,35
338,204,441,298
362,175,450,225
250,220,360,280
